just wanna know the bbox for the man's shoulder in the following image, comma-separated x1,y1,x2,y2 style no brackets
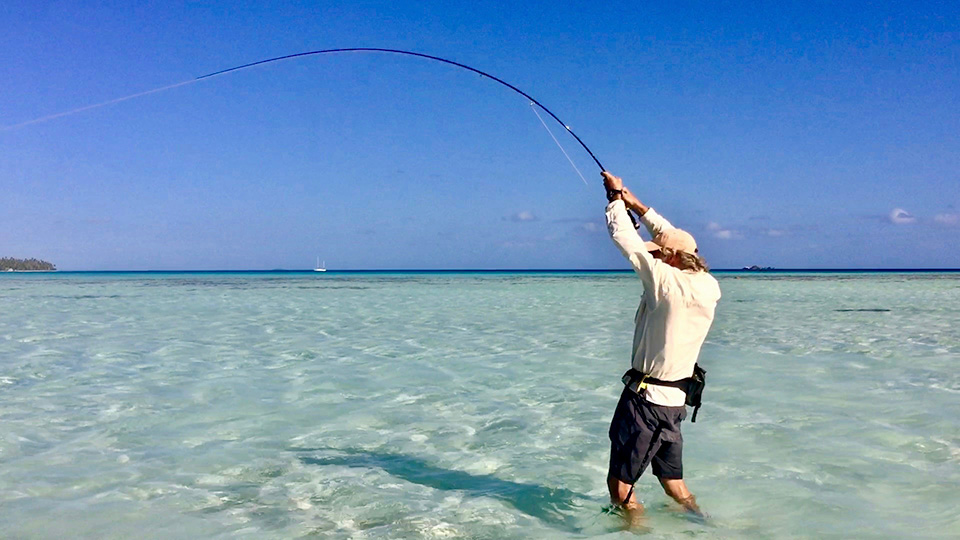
658,268,720,300
692,269,720,290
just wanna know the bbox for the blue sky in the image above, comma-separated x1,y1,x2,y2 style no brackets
1,1,957,270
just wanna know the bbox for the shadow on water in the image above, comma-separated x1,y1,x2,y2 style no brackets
294,447,587,533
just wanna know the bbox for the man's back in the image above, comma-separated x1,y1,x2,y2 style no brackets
633,264,720,406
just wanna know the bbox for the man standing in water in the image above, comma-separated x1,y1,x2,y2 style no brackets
601,171,720,521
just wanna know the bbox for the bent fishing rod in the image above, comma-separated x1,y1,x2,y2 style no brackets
196,47,606,172
198,48,640,225
8,48,602,170
8,47,640,223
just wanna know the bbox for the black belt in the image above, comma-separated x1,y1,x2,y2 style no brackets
621,366,706,423
621,368,690,392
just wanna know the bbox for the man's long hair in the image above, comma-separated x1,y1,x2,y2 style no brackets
661,247,710,272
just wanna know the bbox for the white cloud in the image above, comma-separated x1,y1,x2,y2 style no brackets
506,211,538,222
580,222,602,233
766,229,786,237
889,208,916,224
934,213,959,225
707,221,737,239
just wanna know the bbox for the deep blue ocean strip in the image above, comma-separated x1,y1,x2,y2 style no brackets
4,268,960,277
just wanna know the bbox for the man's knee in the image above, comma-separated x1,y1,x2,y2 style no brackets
607,473,635,506
658,477,691,501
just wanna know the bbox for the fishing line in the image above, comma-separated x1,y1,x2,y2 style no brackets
529,102,589,186
0,79,200,131
3,48,605,174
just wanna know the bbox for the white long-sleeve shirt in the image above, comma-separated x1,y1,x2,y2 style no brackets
606,200,721,406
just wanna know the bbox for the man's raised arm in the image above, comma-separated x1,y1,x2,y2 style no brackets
620,186,676,240
602,172,657,285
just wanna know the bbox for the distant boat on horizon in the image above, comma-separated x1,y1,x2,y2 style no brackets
314,257,326,272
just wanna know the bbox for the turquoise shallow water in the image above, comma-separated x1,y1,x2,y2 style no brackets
1,271,958,539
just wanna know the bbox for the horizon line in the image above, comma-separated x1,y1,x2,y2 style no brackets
9,267,960,274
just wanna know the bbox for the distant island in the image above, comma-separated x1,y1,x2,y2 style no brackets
1,257,56,271
742,265,776,271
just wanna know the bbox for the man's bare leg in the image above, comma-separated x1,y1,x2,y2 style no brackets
658,477,703,516
607,473,645,527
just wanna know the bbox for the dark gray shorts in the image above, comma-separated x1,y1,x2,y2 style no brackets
608,387,687,483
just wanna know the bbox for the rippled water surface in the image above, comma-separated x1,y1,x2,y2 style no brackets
2,271,958,538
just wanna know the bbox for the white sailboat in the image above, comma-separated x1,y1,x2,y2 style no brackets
314,257,326,272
